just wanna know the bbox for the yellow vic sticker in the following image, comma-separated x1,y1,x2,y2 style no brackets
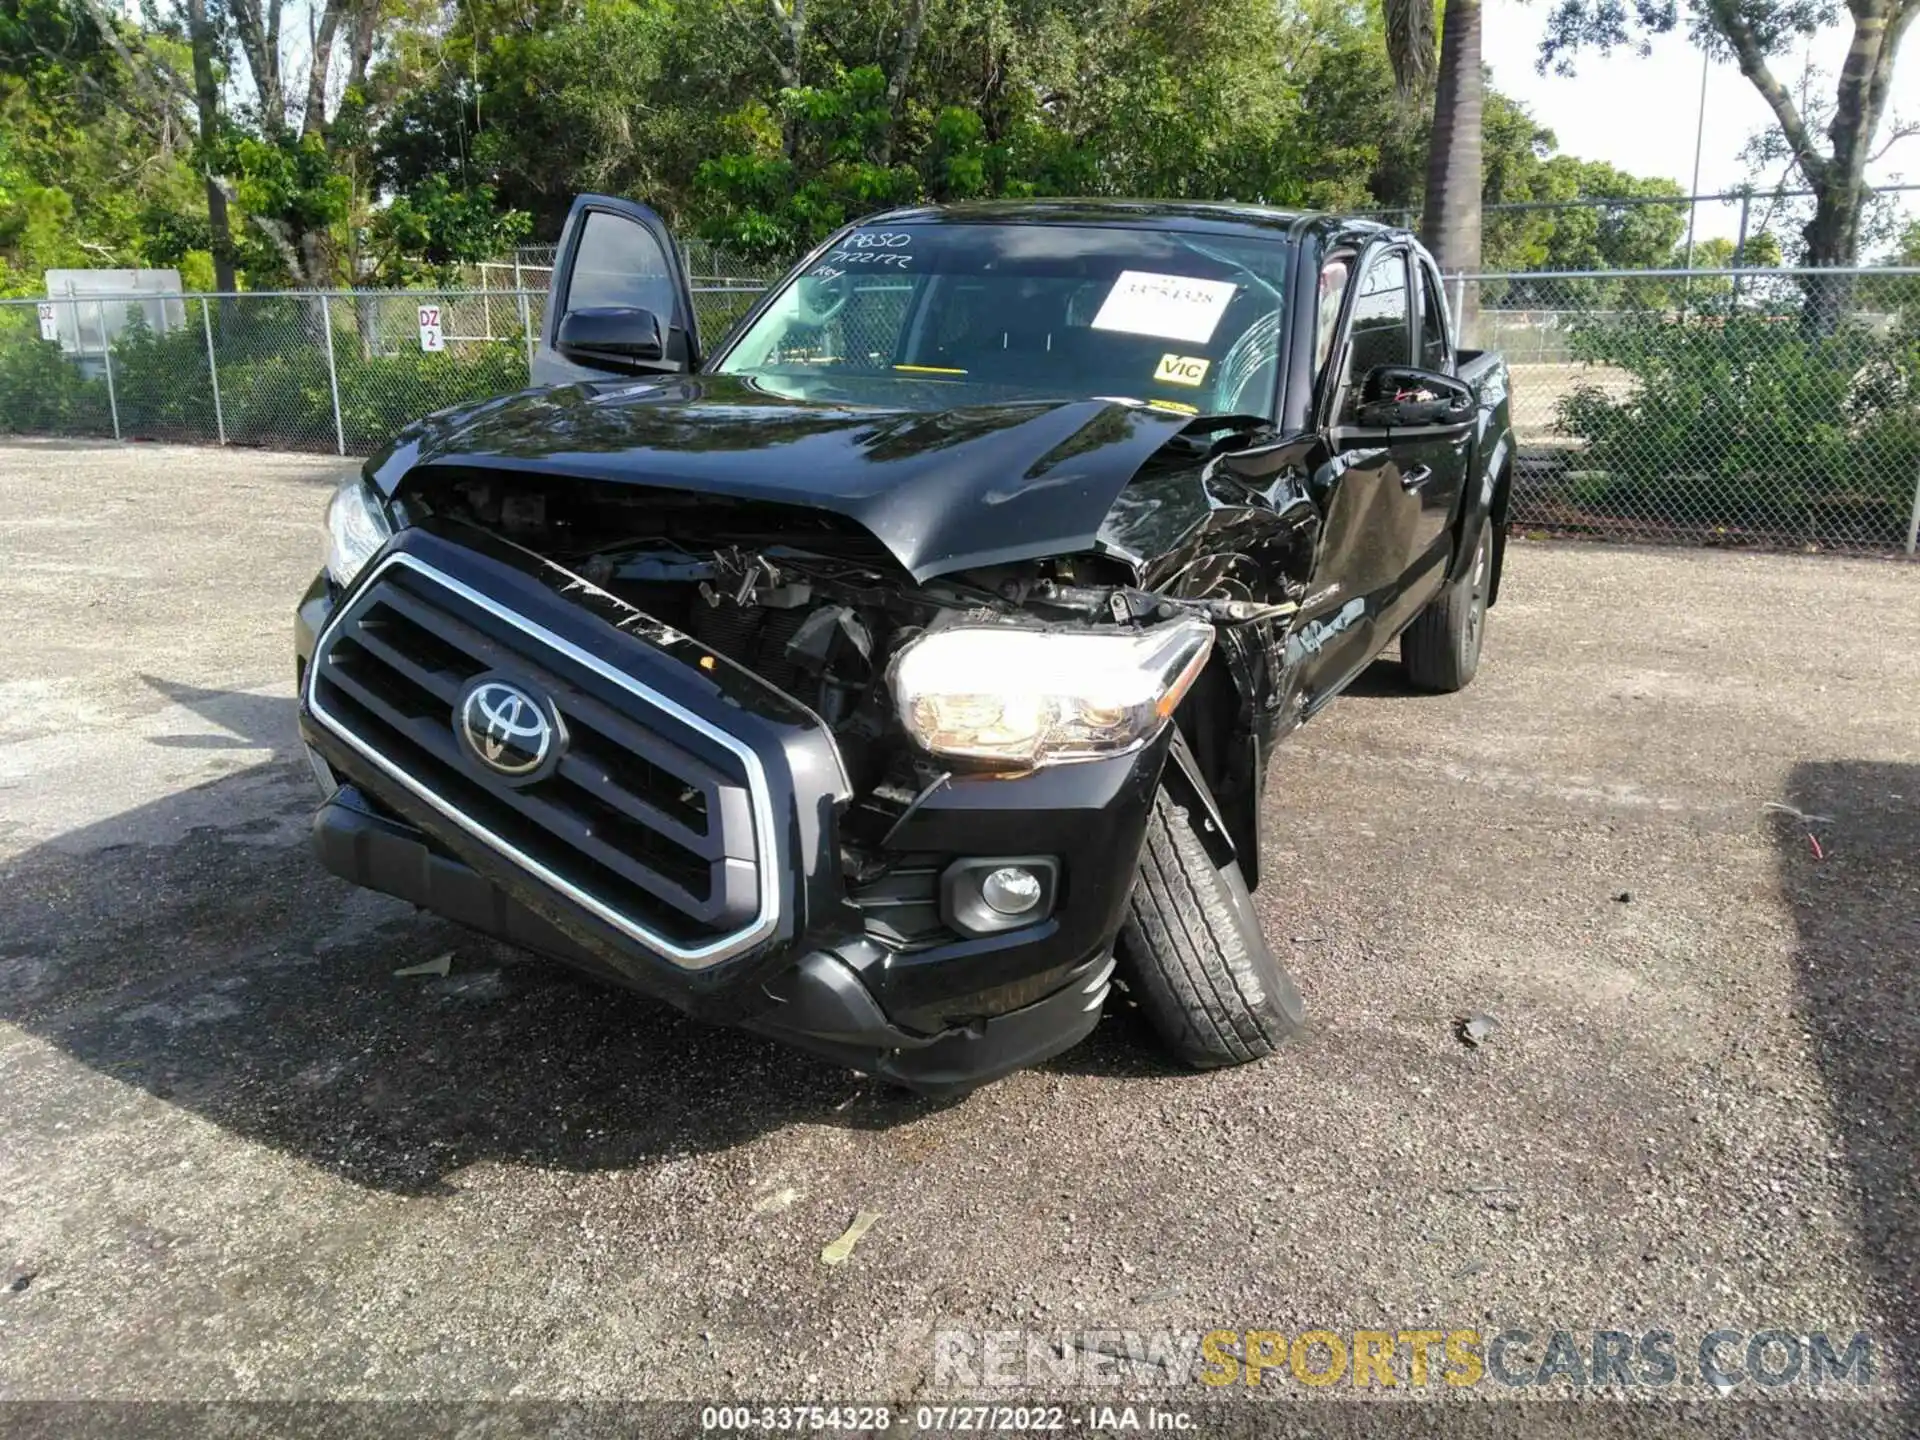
1154,354,1211,387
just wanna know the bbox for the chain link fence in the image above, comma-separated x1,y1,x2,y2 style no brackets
1457,267,1920,554
472,238,780,301
0,284,759,455
5,265,1919,555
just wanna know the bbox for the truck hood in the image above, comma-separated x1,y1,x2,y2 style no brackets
364,373,1197,582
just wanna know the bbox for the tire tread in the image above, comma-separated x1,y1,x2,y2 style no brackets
1402,520,1489,693
1118,790,1303,1069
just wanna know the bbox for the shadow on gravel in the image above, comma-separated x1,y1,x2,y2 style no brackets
1041,996,1184,1082
1329,656,1422,699
1779,761,1920,1405
1,683,946,1198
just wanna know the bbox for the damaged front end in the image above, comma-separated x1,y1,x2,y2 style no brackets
295,413,1319,1094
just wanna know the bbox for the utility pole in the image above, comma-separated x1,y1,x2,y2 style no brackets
1680,46,1710,309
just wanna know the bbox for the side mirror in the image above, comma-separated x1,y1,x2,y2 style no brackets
556,305,666,364
1354,365,1476,429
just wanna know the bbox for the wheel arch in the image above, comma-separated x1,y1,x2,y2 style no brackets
1487,455,1514,607
1170,648,1263,886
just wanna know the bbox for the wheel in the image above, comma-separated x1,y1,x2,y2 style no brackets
1116,788,1306,1069
1401,518,1491,693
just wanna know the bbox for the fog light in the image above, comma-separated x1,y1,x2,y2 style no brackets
939,856,1060,937
982,866,1043,916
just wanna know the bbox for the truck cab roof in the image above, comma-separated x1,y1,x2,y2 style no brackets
859,199,1401,253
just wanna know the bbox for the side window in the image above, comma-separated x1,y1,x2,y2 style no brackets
564,211,677,320
1418,268,1451,372
1339,251,1412,420
1313,254,1353,391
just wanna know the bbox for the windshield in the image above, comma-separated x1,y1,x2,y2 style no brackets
714,222,1293,418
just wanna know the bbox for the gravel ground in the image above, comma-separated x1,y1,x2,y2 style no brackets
0,439,1916,1428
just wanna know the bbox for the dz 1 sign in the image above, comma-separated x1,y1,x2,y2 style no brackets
37,303,58,342
417,304,446,353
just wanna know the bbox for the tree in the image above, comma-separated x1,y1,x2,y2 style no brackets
1381,0,1484,293
222,0,378,281
1541,0,1919,327
1482,150,1689,271
1693,231,1784,267
876,0,934,165
4,0,1702,295
1,0,210,291
183,0,235,292
1890,218,1920,265
376,0,702,241
1422,0,1484,285
365,173,529,284
1382,0,1436,94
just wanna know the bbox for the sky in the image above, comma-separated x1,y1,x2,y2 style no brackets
1479,0,1920,251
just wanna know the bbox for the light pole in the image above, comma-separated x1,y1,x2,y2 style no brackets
1682,48,1710,268
1681,46,1710,308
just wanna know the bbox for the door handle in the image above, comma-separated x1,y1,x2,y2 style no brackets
1401,465,1433,490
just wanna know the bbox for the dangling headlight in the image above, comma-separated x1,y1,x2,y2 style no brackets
889,617,1215,769
323,478,393,588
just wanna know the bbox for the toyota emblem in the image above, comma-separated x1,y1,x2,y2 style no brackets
456,679,557,778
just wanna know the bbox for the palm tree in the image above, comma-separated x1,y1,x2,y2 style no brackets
1384,0,1483,324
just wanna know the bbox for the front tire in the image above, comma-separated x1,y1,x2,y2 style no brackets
1401,519,1491,693
1117,789,1305,1069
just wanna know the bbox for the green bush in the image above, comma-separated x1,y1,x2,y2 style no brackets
0,322,111,435
693,289,762,348
1555,304,1920,540
335,340,531,452
110,316,217,438
0,301,541,453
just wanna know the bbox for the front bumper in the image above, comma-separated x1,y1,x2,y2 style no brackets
296,524,1170,1092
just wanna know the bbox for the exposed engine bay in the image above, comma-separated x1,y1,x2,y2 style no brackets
396,464,1308,872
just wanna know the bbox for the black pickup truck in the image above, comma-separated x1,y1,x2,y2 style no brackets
296,197,1514,1094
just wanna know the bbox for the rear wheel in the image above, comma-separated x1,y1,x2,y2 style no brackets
1117,788,1305,1068
1401,519,1491,693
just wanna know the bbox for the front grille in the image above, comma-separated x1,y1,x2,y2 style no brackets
307,552,777,968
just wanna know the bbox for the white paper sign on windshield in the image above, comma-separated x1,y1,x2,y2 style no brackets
1090,271,1237,345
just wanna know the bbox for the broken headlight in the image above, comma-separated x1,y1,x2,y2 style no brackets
889,617,1215,769
323,478,393,589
